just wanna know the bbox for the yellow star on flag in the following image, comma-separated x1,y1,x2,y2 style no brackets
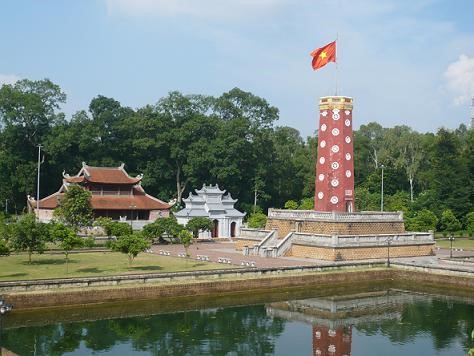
319,51,327,59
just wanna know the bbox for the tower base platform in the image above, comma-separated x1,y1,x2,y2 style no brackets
235,209,435,261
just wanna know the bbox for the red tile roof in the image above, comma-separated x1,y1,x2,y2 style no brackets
30,192,170,210
64,163,142,184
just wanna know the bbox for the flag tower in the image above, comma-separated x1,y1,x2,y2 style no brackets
314,96,355,212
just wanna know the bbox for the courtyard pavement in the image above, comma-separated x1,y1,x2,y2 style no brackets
150,240,474,273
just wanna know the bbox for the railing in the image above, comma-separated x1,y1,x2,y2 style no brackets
267,209,403,222
291,232,434,247
239,228,271,239
273,232,295,257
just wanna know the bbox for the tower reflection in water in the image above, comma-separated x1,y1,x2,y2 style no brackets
266,290,428,356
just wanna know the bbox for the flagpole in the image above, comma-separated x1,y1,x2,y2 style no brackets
335,34,339,96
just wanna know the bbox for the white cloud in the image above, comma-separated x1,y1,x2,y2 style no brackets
0,73,19,86
104,0,289,21
444,54,474,106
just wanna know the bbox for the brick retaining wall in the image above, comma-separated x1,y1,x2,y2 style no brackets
287,244,435,261
265,218,405,237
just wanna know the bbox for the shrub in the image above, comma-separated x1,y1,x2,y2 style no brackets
439,209,462,234
247,212,267,229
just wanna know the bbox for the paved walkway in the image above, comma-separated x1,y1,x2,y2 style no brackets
150,242,474,273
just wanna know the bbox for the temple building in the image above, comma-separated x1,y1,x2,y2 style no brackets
175,184,245,238
28,162,171,228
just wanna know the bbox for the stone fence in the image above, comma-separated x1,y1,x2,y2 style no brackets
292,232,434,248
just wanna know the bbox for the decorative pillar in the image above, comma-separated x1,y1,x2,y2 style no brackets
314,96,355,212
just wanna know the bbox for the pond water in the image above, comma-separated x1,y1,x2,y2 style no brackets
1,287,473,355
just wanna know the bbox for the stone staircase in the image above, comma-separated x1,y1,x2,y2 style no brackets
243,229,295,258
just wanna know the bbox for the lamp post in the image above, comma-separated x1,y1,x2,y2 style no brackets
129,204,136,230
387,237,392,267
448,235,455,258
380,164,385,212
36,144,43,220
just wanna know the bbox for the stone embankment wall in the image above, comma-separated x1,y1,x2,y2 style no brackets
3,262,474,309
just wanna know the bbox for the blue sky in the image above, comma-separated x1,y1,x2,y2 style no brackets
1,0,473,137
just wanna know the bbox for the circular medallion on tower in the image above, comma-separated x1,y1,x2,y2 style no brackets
346,170,352,177
330,196,339,204
320,140,326,148
318,174,325,181
321,124,327,132
345,136,351,143
331,145,339,153
331,161,339,170
345,119,351,127
332,112,340,121
345,153,352,160
345,110,351,115
321,111,328,117
317,192,324,199
332,128,340,136
319,157,325,164
331,178,339,187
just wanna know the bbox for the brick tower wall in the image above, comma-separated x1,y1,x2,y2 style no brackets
314,96,355,212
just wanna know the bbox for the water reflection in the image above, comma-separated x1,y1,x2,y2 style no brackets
0,289,473,355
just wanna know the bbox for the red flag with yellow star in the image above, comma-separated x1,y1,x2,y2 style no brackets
310,41,336,70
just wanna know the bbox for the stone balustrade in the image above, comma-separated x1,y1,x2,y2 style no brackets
292,231,433,248
267,209,403,222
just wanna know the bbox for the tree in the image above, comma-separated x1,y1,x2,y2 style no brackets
178,229,193,257
111,233,150,265
10,214,48,263
284,200,298,210
247,212,267,228
54,185,93,231
49,222,84,262
298,197,314,210
439,209,462,234
186,217,213,239
406,209,438,232
465,212,474,237
142,216,183,242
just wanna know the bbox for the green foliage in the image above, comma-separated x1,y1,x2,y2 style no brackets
142,216,183,242
406,209,438,232
466,212,474,237
0,238,10,256
10,214,48,263
284,200,298,210
385,191,411,214
355,187,380,211
111,233,150,265
0,216,11,255
94,217,114,236
1,81,473,228
84,237,96,248
54,185,93,231
439,209,462,234
298,197,314,210
178,229,193,257
49,222,84,261
247,212,267,229
186,217,213,238
109,222,133,238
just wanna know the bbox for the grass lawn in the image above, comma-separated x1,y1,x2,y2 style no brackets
435,238,474,251
0,252,231,281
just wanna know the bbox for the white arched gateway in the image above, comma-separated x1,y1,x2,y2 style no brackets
175,184,245,239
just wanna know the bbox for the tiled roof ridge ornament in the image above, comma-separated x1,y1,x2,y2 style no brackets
62,170,70,178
